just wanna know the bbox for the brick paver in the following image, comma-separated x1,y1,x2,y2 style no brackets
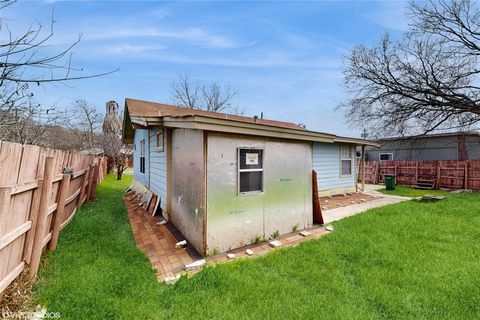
123,193,201,281
320,192,377,210
124,192,333,282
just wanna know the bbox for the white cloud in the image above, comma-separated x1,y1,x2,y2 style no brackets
366,1,410,31
79,26,248,49
99,44,168,55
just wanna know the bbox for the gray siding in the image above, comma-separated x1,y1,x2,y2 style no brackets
365,135,480,161
149,128,167,211
313,142,356,193
133,129,149,187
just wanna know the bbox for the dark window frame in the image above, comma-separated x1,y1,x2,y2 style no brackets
237,147,264,195
340,145,353,177
139,139,146,174
156,130,164,152
379,153,393,161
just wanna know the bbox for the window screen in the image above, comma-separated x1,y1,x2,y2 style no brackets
140,139,146,174
238,149,263,194
156,131,164,152
340,145,352,176
379,153,393,161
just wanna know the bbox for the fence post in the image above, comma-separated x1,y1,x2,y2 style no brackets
22,180,43,264
436,162,441,190
30,157,55,279
361,145,366,191
49,174,70,251
79,166,90,207
88,165,99,201
465,161,469,189
415,161,419,182
85,165,94,203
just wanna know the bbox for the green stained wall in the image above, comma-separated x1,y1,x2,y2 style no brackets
206,133,312,254
171,129,205,255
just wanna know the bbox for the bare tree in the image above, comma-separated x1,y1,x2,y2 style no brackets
100,133,132,180
170,73,240,113
0,0,116,145
341,0,480,137
0,98,63,145
66,100,103,151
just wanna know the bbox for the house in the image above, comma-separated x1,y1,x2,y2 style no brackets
366,132,480,161
122,98,378,255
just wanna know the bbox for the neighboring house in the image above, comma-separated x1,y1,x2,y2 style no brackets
366,132,480,161
122,98,378,255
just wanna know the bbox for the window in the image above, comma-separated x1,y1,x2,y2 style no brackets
238,148,263,194
139,139,145,174
340,145,352,176
379,153,393,161
156,131,164,152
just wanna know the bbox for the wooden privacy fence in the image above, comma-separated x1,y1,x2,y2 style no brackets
358,160,480,190
0,141,107,296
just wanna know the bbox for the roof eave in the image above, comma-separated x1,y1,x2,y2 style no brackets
334,136,380,147
162,115,337,143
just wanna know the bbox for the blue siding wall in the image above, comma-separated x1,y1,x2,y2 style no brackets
133,129,149,187
148,128,167,210
313,142,356,193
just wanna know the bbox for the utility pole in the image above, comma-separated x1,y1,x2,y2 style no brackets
361,128,368,140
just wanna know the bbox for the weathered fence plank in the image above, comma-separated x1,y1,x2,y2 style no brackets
30,157,55,279
0,141,107,294
49,174,70,251
358,160,480,190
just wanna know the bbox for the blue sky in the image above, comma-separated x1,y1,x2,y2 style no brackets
6,0,409,136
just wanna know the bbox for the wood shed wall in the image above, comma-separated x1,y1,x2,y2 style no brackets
170,128,206,255
206,133,312,255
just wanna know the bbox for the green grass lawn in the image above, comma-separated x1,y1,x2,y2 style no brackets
34,175,480,319
378,185,450,197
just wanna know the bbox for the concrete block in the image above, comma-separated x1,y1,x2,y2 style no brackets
245,249,254,256
164,274,181,284
185,259,206,270
227,253,236,259
299,230,311,237
269,240,282,248
175,240,187,249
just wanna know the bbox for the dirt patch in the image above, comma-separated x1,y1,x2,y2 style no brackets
320,192,378,210
0,268,35,315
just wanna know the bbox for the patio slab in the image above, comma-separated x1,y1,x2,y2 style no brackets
322,185,412,223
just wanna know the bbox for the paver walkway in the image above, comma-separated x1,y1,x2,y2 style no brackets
124,192,330,282
124,185,410,282
124,193,202,281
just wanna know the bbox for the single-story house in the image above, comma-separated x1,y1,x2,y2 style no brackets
365,131,480,161
122,98,378,255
